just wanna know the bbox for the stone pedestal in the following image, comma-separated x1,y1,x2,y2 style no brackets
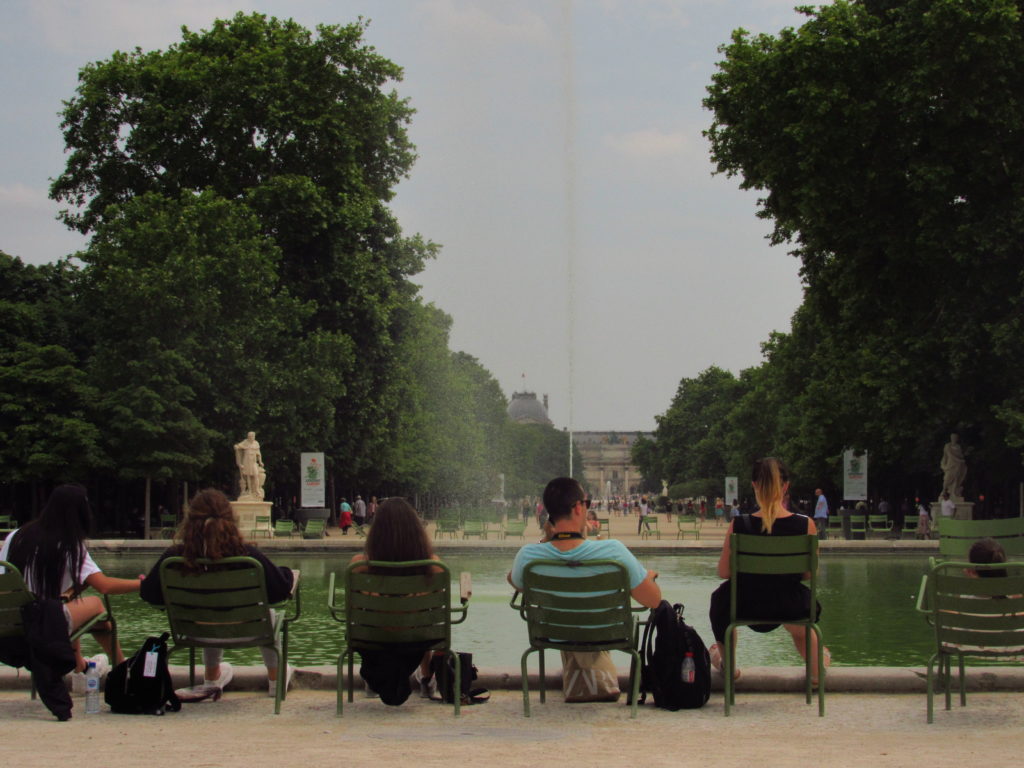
931,500,975,522
231,500,272,532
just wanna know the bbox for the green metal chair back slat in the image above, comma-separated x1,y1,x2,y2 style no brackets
274,520,298,538
511,559,642,718
327,560,469,716
503,520,527,540
157,556,300,714
724,533,825,717
938,518,1024,560
302,519,326,539
917,559,1024,722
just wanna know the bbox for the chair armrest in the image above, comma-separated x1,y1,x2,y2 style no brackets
915,573,929,614
326,571,343,621
270,572,301,624
510,590,522,610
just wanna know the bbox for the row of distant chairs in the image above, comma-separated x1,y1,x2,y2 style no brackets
827,513,923,539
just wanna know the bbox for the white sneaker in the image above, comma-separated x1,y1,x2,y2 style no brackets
363,680,379,698
268,665,295,697
69,671,87,696
203,662,233,690
412,667,436,699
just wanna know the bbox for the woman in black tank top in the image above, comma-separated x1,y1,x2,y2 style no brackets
707,458,830,682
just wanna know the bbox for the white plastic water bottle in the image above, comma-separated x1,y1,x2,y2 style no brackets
680,652,695,684
85,661,101,714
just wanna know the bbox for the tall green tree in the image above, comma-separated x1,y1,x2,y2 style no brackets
0,253,103,484
50,12,433,481
703,0,1024,497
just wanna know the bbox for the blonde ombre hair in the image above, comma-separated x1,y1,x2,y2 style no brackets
752,457,790,534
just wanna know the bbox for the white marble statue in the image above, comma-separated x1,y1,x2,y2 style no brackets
234,431,265,501
940,432,967,501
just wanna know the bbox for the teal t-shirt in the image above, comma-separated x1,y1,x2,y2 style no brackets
510,538,648,590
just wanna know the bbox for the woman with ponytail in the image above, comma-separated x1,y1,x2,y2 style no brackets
707,458,830,682
0,484,139,672
141,489,295,694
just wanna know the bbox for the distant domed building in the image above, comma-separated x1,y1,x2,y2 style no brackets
507,391,552,425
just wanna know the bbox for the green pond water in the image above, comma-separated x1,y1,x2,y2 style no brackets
85,553,934,670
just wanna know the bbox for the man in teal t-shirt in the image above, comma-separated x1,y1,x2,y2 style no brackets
509,477,661,608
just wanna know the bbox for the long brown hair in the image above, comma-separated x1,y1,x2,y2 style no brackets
8,484,93,599
364,498,433,573
752,457,790,535
178,489,248,567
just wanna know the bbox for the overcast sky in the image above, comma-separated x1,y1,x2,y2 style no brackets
0,0,813,431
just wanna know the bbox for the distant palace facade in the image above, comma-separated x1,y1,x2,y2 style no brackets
505,391,648,497
573,431,650,497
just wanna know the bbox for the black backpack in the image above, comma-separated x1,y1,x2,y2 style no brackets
104,633,182,715
637,600,711,710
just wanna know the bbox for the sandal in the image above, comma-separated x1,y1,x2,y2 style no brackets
709,643,741,682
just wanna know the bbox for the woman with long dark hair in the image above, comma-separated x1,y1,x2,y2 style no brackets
0,484,139,671
140,488,295,694
349,497,440,704
707,457,830,682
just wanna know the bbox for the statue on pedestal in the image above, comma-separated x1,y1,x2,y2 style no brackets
940,432,967,501
234,431,265,501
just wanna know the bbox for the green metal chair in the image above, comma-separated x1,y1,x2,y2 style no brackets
353,522,370,538
0,515,14,536
327,560,470,716
503,520,527,540
157,556,300,714
159,512,178,539
676,516,701,540
848,514,867,538
462,520,487,539
273,519,298,538
302,518,326,539
867,514,893,538
916,559,1024,723
598,518,612,538
938,518,1024,560
510,560,642,718
0,560,118,705
723,533,825,717
435,518,461,540
639,516,661,540
827,516,844,538
250,514,273,539
900,518,920,538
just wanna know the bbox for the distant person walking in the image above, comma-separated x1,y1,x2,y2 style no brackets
353,495,367,527
813,488,829,540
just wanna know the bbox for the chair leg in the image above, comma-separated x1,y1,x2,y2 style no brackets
628,649,640,719
723,624,736,716
538,649,546,704
348,653,356,703
926,653,937,723
944,655,952,711
188,647,196,687
520,649,532,717
451,649,461,718
813,624,825,717
957,654,966,708
272,647,283,715
336,648,351,716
